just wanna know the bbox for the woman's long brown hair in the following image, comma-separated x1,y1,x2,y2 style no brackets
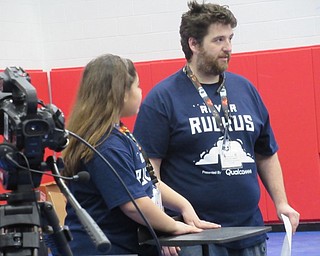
62,54,136,176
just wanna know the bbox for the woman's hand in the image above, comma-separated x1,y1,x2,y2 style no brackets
161,246,180,256
161,220,202,256
181,204,221,229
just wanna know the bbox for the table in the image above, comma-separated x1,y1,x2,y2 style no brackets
139,226,272,256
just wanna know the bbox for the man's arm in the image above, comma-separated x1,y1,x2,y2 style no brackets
256,152,300,232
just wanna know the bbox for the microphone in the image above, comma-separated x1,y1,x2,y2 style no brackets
46,156,111,253
71,171,90,183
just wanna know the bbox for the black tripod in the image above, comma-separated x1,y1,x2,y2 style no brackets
0,155,111,256
0,163,73,256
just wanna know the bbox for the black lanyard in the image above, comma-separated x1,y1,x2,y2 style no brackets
116,122,159,185
184,65,231,150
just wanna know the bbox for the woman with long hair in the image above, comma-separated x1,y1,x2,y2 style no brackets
62,54,218,255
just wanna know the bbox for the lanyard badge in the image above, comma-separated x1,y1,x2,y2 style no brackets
184,65,242,170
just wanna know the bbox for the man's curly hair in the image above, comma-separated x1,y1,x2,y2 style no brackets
180,1,237,61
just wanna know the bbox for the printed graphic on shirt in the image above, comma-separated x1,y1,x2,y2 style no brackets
135,166,151,185
135,152,151,185
195,137,254,167
189,103,254,134
191,103,255,176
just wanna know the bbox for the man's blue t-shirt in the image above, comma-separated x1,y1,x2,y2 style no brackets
65,128,156,255
134,69,278,249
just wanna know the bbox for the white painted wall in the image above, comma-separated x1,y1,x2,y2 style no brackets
0,0,44,69
0,0,319,70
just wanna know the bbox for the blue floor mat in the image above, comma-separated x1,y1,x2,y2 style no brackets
267,231,320,256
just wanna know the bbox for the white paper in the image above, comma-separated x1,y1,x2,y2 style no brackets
281,214,292,256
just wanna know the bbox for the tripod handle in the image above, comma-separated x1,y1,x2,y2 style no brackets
41,201,73,256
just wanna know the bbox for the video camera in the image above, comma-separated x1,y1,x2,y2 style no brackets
0,66,68,190
0,67,109,256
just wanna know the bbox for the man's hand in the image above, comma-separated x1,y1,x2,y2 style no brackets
277,203,300,233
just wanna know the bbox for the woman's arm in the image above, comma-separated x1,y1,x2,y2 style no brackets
149,158,220,229
120,196,202,235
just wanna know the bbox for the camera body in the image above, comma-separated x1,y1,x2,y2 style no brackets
0,67,68,190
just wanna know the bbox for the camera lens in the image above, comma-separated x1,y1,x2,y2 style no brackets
23,120,49,136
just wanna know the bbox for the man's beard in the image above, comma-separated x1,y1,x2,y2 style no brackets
197,49,230,76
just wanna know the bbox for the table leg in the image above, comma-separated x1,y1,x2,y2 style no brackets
202,244,209,256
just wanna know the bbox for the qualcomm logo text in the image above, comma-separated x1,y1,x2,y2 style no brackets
225,169,252,176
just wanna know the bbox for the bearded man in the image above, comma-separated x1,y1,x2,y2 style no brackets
134,2,299,256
